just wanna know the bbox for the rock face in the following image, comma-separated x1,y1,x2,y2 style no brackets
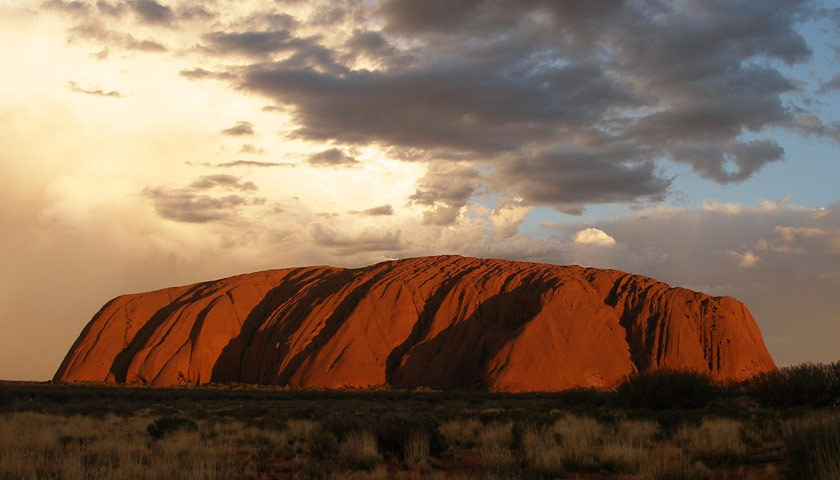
55,256,776,391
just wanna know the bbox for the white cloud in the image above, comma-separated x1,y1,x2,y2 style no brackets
730,250,761,268
489,203,531,239
572,228,616,246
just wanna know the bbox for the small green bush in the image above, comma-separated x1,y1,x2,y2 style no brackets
147,416,198,439
614,369,719,410
748,362,840,407
785,417,840,480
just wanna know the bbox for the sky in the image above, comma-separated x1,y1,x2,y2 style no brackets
2,0,840,381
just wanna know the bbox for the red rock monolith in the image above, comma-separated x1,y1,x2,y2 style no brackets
54,256,776,391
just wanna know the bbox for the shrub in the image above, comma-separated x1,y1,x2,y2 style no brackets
309,431,339,460
374,415,447,460
0,386,9,411
614,369,719,410
785,416,840,480
146,416,198,439
748,362,840,407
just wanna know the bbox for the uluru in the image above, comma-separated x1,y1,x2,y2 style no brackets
55,255,776,392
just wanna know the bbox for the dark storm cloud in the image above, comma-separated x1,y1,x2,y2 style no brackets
67,81,123,97
310,224,402,256
667,140,785,183
234,0,819,213
243,60,632,153
47,0,824,214
202,28,345,73
495,151,670,214
221,121,254,136
188,174,257,191
128,0,173,25
341,29,407,65
307,148,358,167
203,30,294,56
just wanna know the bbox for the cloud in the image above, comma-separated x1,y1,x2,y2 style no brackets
203,29,294,56
68,22,167,51
44,0,829,216
216,160,290,168
354,204,394,216
310,223,402,256
239,144,264,154
307,148,358,167
128,0,173,26
179,68,236,81
242,60,634,155
730,250,761,268
408,163,479,225
488,203,530,239
818,74,840,94
221,121,255,136
232,0,819,211
573,228,616,247
143,188,251,223
143,175,263,223
67,81,123,97
188,174,257,192
494,151,670,214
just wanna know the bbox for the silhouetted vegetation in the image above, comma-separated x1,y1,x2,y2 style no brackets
614,369,720,410
748,362,840,407
147,416,198,439
3,362,840,478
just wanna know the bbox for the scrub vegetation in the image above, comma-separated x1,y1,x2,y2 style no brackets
0,363,838,479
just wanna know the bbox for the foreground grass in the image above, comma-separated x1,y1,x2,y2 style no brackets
0,379,838,479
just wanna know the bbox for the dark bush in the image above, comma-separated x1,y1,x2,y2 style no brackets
320,413,366,441
309,432,339,460
0,386,9,411
613,369,719,410
374,415,448,459
785,416,840,480
747,362,840,408
147,416,198,439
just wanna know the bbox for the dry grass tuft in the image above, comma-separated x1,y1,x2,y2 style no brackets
552,414,604,470
0,412,240,479
404,432,431,472
521,425,565,477
617,419,661,447
339,431,381,470
439,418,482,447
674,418,746,466
478,422,517,479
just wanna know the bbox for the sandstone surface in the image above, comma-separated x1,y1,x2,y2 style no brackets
55,256,776,391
